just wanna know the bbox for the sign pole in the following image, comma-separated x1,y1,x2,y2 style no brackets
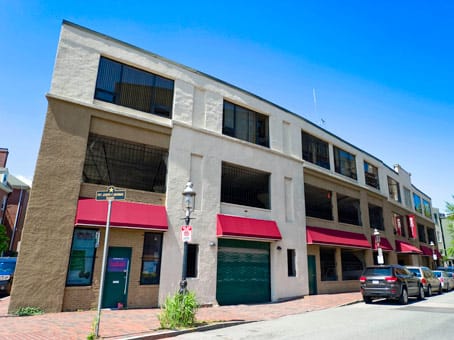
95,197,113,338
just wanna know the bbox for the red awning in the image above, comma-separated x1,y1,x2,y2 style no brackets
395,240,423,254
216,214,282,240
371,236,394,251
75,198,168,230
420,245,433,256
306,226,371,249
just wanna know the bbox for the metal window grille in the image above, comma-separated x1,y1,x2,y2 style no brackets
83,134,168,193
221,162,270,209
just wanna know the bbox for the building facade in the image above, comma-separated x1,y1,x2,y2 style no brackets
0,148,30,255
9,21,438,313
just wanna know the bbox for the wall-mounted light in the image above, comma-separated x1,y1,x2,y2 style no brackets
276,246,282,251
209,241,216,247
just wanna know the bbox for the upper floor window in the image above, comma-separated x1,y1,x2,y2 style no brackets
337,194,361,226
403,187,412,208
95,57,174,118
334,147,357,180
392,213,406,237
83,134,168,193
422,199,432,218
413,193,422,213
301,131,330,169
427,228,436,244
223,101,269,147
368,204,384,230
387,177,401,203
418,224,426,243
221,162,270,209
364,162,380,189
304,183,333,220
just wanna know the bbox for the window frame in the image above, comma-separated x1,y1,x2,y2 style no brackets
333,146,357,180
95,56,174,118
337,193,362,226
66,228,98,287
222,101,270,147
387,177,402,203
320,248,337,281
140,232,163,285
304,183,333,220
287,249,296,277
186,244,199,278
301,131,330,169
368,204,384,230
364,161,380,189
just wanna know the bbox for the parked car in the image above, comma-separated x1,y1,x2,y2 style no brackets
406,266,442,296
360,264,424,304
0,257,17,295
433,270,454,292
437,266,454,274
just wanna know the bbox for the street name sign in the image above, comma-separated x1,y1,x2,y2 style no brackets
96,186,126,201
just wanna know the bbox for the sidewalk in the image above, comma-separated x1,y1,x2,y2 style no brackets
0,292,362,339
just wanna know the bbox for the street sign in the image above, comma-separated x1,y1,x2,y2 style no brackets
96,186,126,201
181,225,193,242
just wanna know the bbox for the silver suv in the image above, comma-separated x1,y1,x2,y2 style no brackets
406,266,442,296
360,265,424,304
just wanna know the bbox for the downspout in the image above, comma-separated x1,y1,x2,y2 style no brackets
9,188,24,251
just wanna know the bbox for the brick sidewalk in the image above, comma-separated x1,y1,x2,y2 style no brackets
0,292,362,339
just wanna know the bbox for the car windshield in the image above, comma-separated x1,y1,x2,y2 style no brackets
0,261,16,272
407,268,421,277
433,271,442,277
363,267,392,276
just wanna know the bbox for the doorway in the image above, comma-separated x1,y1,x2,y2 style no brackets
102,247,132,308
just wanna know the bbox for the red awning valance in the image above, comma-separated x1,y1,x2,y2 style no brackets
371,236,394,251
395,240,423,254
216,214,282,240
306,226,371,249
420,245,436,256
75,198,168,230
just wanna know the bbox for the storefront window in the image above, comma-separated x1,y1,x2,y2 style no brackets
320,248,337,281
341,250,365,280
66,228,98,286
140,233,163,284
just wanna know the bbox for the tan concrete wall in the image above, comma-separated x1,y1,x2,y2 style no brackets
9,98,91,313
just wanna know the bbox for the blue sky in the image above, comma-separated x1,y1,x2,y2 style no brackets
1,1,453,212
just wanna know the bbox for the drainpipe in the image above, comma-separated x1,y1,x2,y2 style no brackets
9,188,24,252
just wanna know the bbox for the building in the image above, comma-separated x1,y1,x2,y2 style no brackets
9,21,438,313
434,209,454,266
0,148,30,255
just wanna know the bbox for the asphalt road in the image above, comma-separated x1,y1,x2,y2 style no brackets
175,292,454,339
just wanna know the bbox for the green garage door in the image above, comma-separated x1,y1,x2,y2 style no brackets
216,239,271,305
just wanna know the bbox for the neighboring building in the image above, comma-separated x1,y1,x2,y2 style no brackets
0,148,30,255
9,21,438,313
435,210,454,266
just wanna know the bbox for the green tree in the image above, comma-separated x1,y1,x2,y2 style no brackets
446,197,454,258
0,224,9,255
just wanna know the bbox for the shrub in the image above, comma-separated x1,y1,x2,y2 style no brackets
15,306,44,316
158,291,199,329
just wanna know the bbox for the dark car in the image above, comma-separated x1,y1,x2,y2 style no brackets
360,264,424,304
0,257,17,295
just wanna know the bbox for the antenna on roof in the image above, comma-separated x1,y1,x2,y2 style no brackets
313,88,326,127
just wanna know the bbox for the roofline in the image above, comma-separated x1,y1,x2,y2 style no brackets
61,20,415,184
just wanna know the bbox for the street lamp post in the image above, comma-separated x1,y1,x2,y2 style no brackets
180,181,196,294
374,229,384,265
430,241,437,267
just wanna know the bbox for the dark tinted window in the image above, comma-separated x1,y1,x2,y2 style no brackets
302,131,330,169
407,268,421,277
363,267,392,276
95,57,174,118
337,194,361,226
304,183,333,220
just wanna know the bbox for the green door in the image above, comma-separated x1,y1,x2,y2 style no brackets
308,255,317,295
216,239,270,305
102,247,132,308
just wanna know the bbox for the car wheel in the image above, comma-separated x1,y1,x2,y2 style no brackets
399,288,408,305
438,284,443,294
446,283,450,292
417,285,425,300
363,296,372,304
427,285,432,297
